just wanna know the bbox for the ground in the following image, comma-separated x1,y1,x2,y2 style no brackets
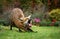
0,25,60,39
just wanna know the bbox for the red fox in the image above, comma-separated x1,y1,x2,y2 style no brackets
9,8,33,32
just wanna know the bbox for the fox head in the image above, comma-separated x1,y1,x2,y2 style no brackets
20,15,32,25
24,15,31,24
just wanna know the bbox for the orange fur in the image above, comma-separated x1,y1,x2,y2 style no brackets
10,8,31,31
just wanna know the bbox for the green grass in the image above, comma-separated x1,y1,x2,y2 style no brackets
0,25,60,39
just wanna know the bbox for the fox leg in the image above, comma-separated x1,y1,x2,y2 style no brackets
10,24,13,30
27,28,34,32
10,21,14,30
10,21,13,30
20,26,29,32
19,28,22,32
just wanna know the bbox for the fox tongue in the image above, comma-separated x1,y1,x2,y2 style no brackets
29,24,32,26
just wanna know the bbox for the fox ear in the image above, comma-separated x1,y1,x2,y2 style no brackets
27,15,31,18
